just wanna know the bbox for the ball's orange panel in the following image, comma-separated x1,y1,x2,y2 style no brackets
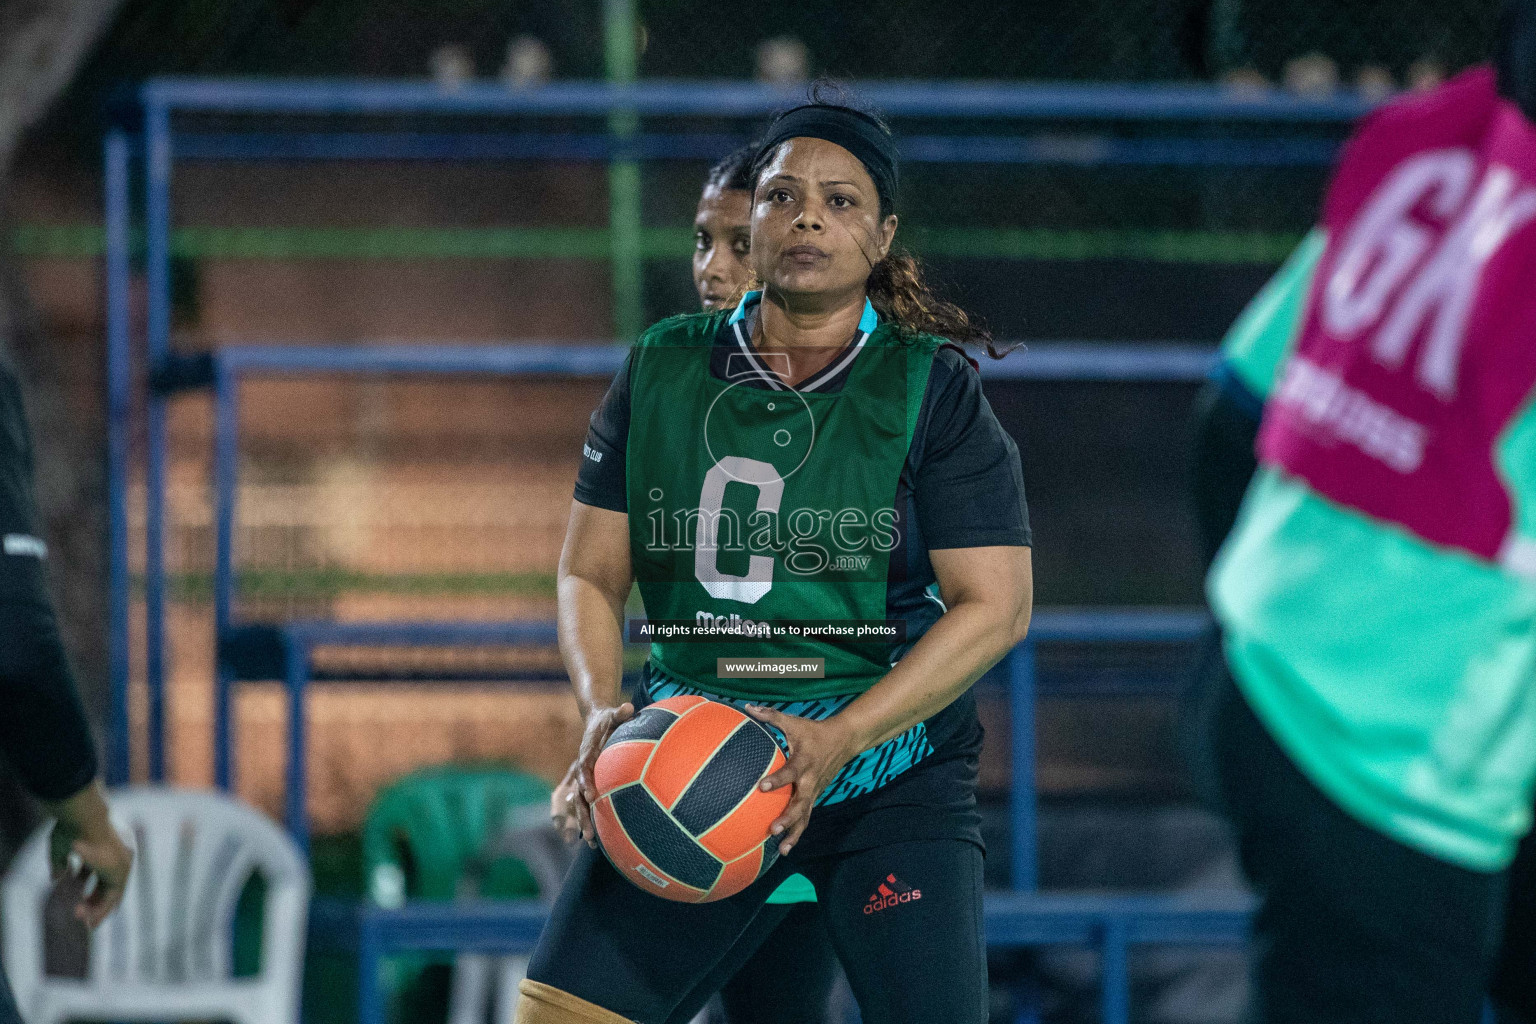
592,793,703,903
644,701,748,809
593,739,655,797
650,694,708,715
697,781,791,861
709,844,764,903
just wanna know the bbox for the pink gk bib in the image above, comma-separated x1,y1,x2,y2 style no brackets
1259,67,1536,569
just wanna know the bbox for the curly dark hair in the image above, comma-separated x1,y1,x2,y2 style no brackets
867,248,1002,355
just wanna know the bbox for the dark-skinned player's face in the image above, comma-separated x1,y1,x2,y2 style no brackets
693,184,753,310
750,137,898,306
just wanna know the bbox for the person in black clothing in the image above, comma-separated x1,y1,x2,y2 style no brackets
550,146,841,1024
520,100,1030,1024
690,147,757,311
0,354,133,1023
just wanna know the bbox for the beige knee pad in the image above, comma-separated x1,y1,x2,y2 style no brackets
514,979,636,1024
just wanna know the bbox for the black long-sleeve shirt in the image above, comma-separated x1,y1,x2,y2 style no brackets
0,356,97,801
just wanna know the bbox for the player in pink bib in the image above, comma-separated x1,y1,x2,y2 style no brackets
1262,65,1536,566
1196,3,1536,1021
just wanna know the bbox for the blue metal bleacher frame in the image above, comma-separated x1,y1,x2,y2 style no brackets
103,76,1378,1023
108,76,1371,789
282,610,1253,1024
202,345,1217,859
195,354,1248,1024
306,889,1256,1024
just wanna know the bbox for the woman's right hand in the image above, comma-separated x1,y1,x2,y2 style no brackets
570,702,635,848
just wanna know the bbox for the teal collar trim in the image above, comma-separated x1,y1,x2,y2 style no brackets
858,296,879,333
728,290,881,333
727,290,758,325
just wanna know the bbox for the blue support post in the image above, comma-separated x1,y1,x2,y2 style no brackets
357,912,385,1024
1011,978,1042,1024
143,98,173,783
283,632,309,853
212,362,240,790
104,130,133,785
1008,640,1039,891
214,660,235,793
1100,917,1131,1024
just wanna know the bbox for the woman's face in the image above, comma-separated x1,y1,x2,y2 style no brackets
750,137,897,308
693,184,753,310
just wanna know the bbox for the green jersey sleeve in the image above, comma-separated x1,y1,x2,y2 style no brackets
1220,228,1327,400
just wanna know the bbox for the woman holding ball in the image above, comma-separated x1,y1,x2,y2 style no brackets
554,143,841,1024
524,95,1032,1024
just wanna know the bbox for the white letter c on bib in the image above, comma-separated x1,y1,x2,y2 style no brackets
695,457,782,604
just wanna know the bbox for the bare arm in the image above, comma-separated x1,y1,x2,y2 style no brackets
557,499,633,717
840,544,1032,748
553,500,636,846
749,545,1032,853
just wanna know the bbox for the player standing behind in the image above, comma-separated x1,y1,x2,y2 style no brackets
550,145,840,1024
0,351,133,1024
521,98,1031,1024
1196,3,1536,1020
691,148,755,312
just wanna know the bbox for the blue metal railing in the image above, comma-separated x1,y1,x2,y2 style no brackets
109,76,1348,786
139,77,1375,120
90,72,1382,1024
104,131,132,786
107,79,1366,771
200,340,1217,776
224,610,1211,873
169,130,1339,167
309,890,1254,1024
270,612,1223,1024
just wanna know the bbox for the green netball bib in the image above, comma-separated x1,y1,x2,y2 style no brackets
626,307,939,700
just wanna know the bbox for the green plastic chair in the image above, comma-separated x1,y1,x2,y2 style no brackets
363,765,553,904
361,766,554,1024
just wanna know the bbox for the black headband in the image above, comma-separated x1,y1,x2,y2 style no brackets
752,104,899,214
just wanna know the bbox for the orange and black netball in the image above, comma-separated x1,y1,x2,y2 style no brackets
591,695,791,903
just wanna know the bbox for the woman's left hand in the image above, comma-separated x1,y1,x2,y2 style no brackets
744,705,863,857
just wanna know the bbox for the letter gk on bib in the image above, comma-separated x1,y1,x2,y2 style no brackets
1261,68,1536,570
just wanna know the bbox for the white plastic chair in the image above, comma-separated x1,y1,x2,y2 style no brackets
445,811,559,1024
2,786,311,1024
